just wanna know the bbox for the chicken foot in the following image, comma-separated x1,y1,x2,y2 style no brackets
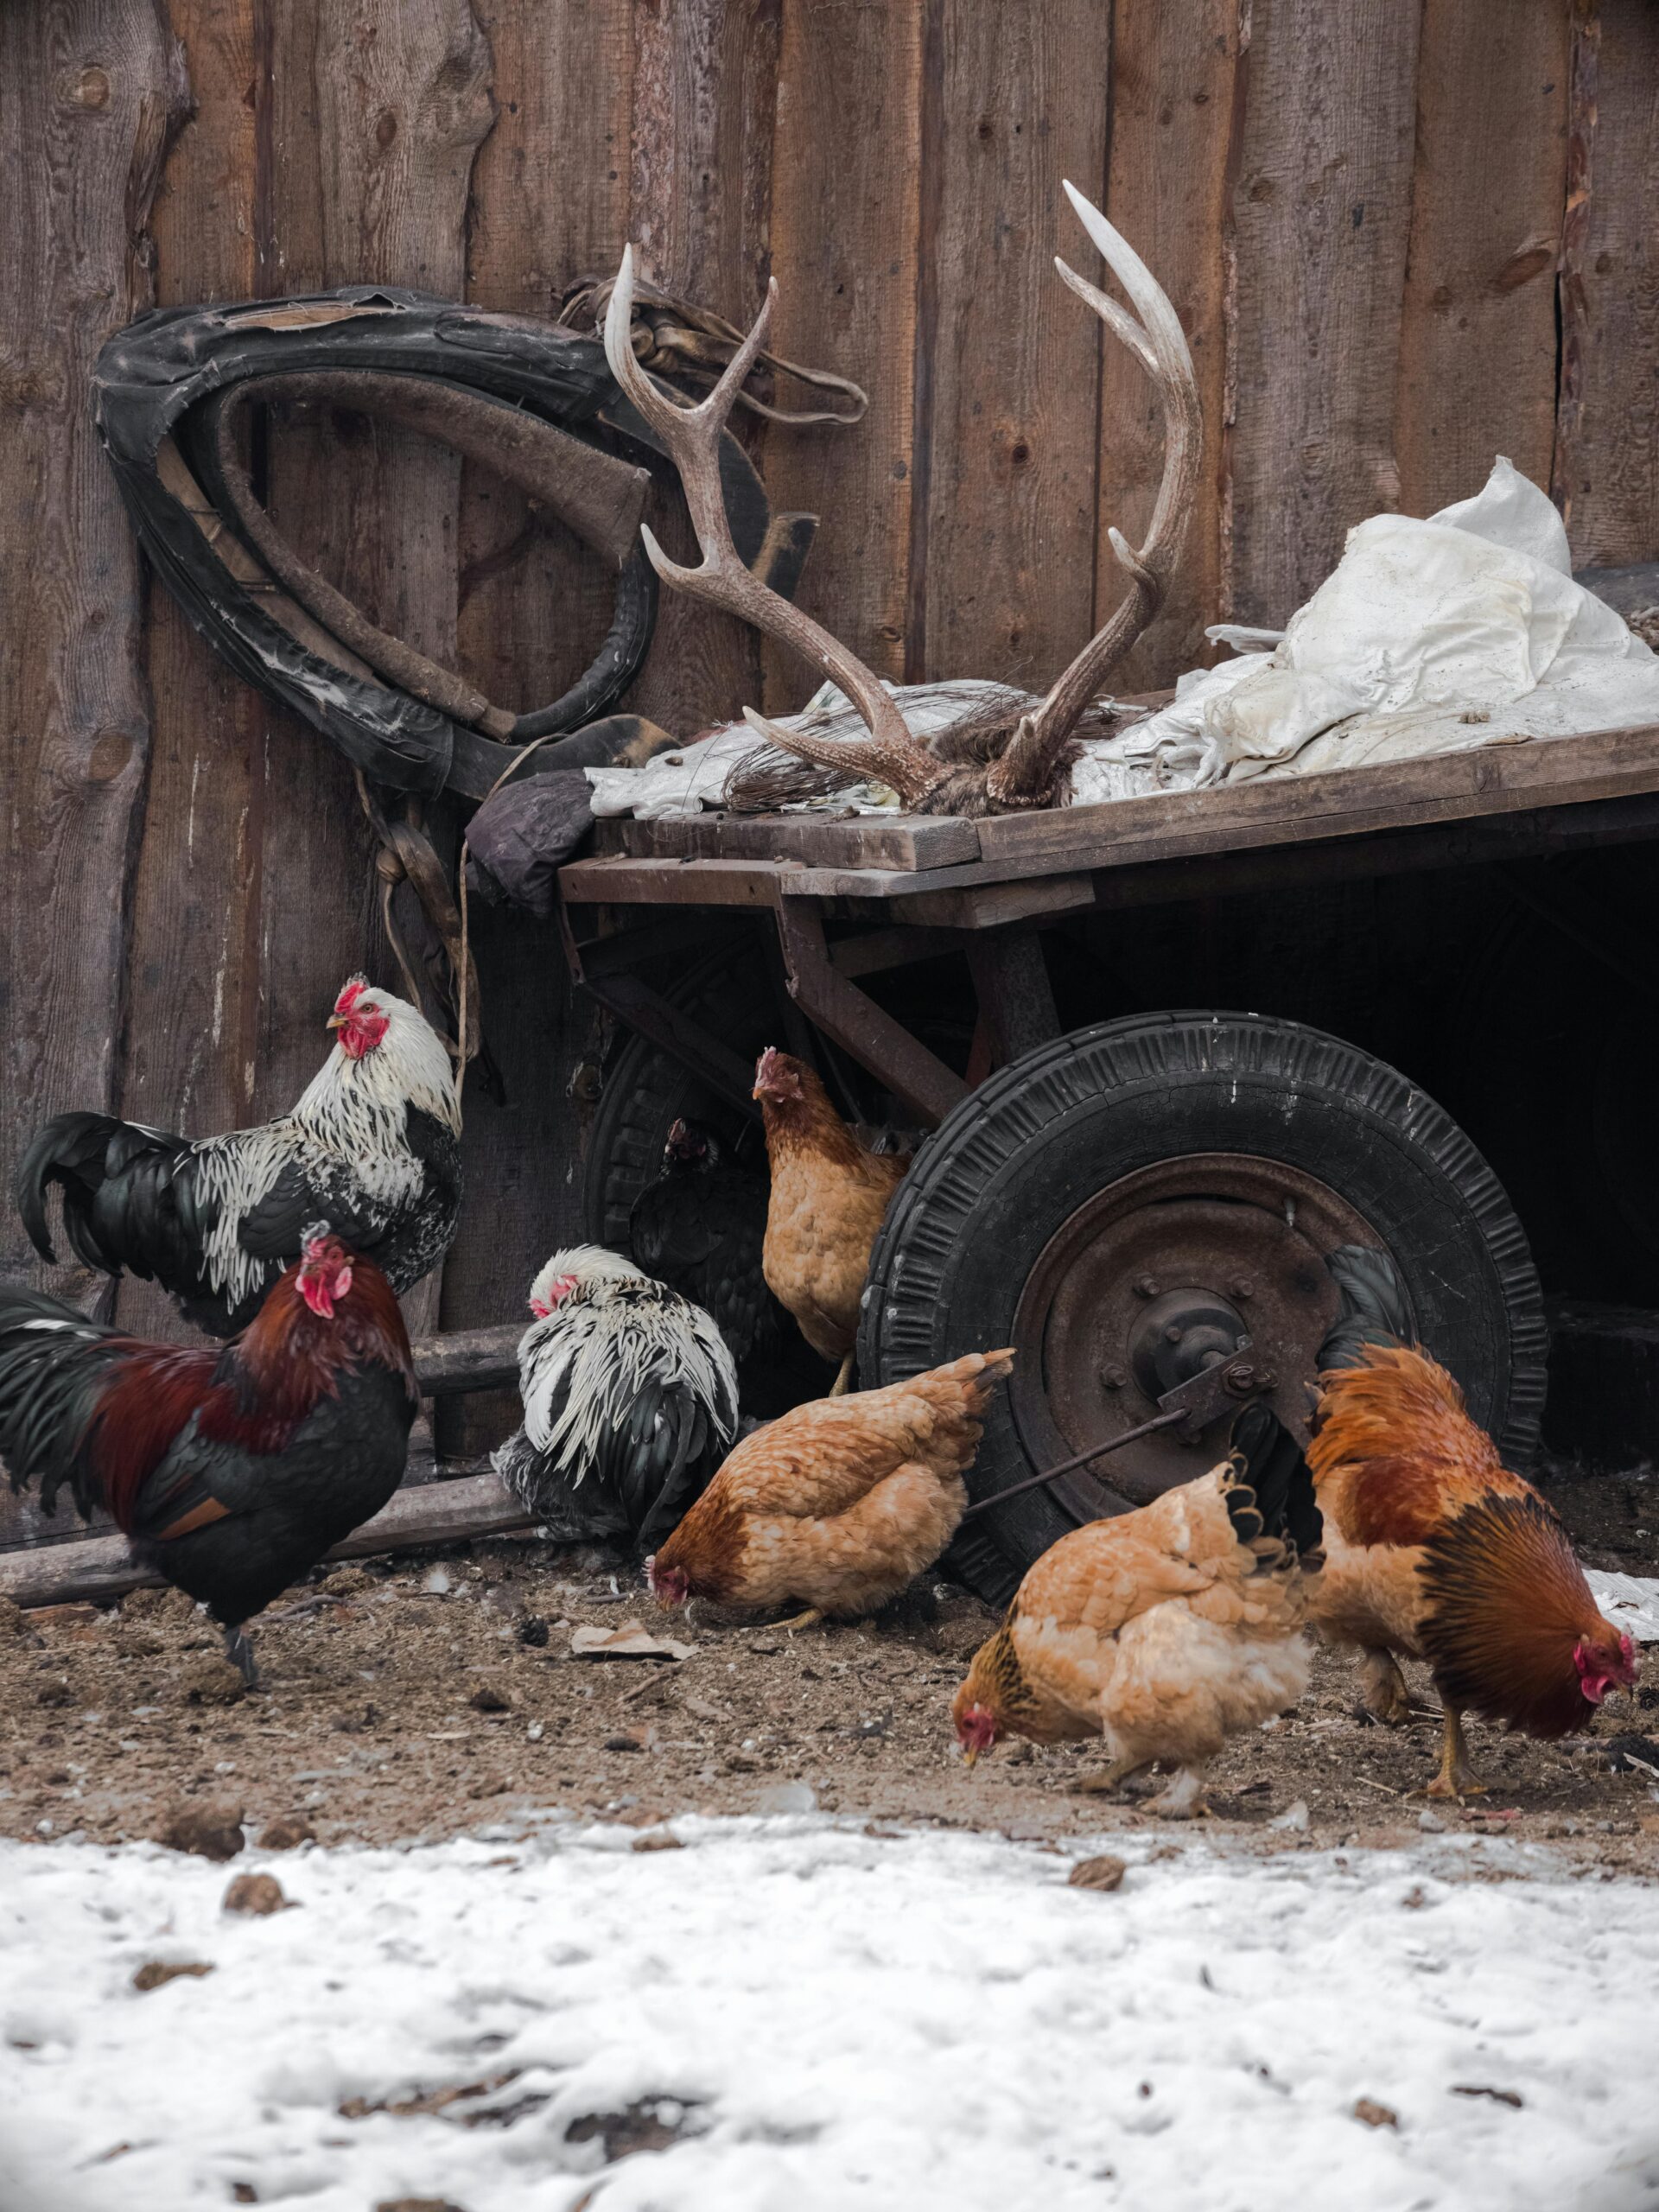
1424,1702,1487,1801
1358,1647,1414,1726
760,1607,826,1635
223,1624,260,1691
1071,1757,1154,1798
1145,1765,1211,1821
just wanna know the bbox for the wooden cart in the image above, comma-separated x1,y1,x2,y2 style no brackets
560,721,1659,1601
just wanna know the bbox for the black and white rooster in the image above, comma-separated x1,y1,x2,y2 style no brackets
16,977,461,1338
493,1245,739,1553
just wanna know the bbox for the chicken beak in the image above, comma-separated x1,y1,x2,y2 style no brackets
962,1746,980,1772
326,1014,345,1030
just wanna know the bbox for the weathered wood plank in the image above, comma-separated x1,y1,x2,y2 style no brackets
256,0,495,1344
1096,0,1241,688
917,3,1112,691
117,0,263,1344
1228,0,1423,625
626,0,781,738
759,0,923,708
447,0,634,1453
598,810,982,869
1554,0,1659,565
0,2,187,1291
1394,0,1569,518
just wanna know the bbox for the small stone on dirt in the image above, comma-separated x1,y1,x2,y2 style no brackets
516,1616,550,1647
1353,2098,1399,2130
632,1831,684,1853
156,1797,245,1862
1417,1810,1446,1834
177,1654,246,1707
468,1681,512,1713
223,1872,288,1916
256,1814,315,1852
755,1781,817,1815
603,1732,644,1753
132,1959,214,1993
35,1678,73,1708
1067,1854,1128,1892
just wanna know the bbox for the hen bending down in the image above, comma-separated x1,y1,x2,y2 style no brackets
753,1049,909,1395
953,1407,1322,1817
647,1348,1014,1626
0,1228,415,1683
493,1246,738,1554
1307,1246,1636,1798
16,977,461,1337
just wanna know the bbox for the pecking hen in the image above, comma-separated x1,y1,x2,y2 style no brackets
16,976,461,1338
647,1347,1013,1628
1306,1245,1637,1797
0,1227,416,1683
752,1048,909,1395
953,1408,1323,1817
493,1246,738,1554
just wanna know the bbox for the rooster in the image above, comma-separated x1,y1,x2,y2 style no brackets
492,1246,738,1554
753,1048,909,1395
953,1407,1322,1817
1306,1246,1637,1798
16,976,461,1338
647,1348,1013,1629
0,1227,415,1683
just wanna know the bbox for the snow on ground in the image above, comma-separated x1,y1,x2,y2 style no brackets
2,1819,1656,2212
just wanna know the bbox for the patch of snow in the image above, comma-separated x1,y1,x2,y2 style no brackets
0,1823,1656,2211
1586,1568,1659,1643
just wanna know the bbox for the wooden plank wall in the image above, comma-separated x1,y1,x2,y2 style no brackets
3,0,1656,1363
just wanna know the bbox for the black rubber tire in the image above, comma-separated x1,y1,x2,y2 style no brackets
858,1010,1548,1606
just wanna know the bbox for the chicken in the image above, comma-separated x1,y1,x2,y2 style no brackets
16,976,461,1338
647,1347,1014,1627
0,1226,415,1683
1306,1245,1637,1799
953,1406,1322,1817
492,1246,738,1554
753,1047,909,1394
628,1118,789,1367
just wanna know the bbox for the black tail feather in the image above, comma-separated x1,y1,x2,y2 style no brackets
0,1286,121,1522
1225,1402,1324,1562
1316,1244,1413,1374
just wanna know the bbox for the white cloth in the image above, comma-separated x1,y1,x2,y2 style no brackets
1075,458,1659,800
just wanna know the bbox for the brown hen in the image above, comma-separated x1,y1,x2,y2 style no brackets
646,1348,1013,1628
753,1048,909,1395
952,1408,1321,1817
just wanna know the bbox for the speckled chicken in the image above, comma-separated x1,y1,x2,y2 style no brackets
647,1348,1014,1628
952,1408,1322,1817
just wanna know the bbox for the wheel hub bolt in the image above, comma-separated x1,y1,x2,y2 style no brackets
1100,1363,1128,1390
1223,1360,1257,1396
1135,1274,1160,1299
1230,1276,1255,1300
1163,1323,1185,1344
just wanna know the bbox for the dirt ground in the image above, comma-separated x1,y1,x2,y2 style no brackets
2,1460,1656,1874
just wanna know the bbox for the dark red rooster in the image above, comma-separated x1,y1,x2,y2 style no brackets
16,976,461,1338
0,1227,415,1683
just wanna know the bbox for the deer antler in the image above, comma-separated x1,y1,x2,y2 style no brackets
985,182,1201,809
602,248,946,808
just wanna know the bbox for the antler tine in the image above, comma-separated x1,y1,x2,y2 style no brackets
987,183,1201,807
603,245,944,807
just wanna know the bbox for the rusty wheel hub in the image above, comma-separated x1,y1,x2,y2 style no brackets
1009,1151,1386,1520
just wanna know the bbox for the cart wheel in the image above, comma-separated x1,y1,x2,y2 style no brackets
858,1010,1547,1605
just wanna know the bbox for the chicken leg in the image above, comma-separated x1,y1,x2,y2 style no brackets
1425,1701,1486,1800
830,1352,855,1399
1358,1647,1413,1725
223,1624,260,1691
